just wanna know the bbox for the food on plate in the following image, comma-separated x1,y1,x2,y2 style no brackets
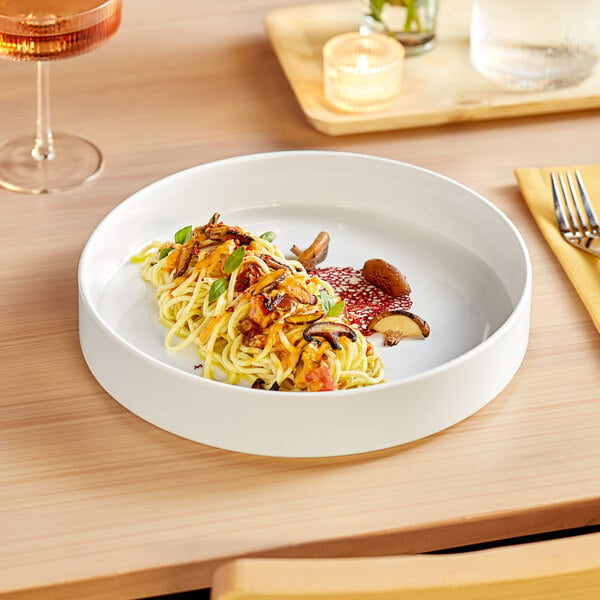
313,265,429,346
310,266,414,336
290,231,330,270
134,214,384,392
362,258,411,297
369,310,431,346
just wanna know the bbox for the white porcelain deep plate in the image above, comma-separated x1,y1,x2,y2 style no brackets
78,151,531,457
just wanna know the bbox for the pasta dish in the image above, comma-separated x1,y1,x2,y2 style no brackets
134,213,384,392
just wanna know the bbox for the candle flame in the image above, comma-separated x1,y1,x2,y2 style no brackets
356,54,369,73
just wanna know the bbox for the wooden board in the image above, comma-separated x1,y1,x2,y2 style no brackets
265,0,600,135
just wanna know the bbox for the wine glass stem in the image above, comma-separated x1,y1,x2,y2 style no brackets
32,62,55,162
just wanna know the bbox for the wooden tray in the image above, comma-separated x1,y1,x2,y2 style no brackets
265,0,600,135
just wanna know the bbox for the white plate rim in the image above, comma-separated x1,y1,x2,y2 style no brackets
78,150,532,456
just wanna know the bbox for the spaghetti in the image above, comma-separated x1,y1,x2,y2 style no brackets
134,213,384,391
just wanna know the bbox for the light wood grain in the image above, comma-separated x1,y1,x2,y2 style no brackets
265,0,600,135
0,1,599,599
213,532,600,599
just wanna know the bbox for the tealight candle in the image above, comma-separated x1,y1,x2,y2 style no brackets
323,32,405,113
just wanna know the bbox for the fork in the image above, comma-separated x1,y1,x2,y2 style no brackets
550,170,600,258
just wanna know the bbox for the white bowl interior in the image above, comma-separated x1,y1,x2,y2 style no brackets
78,151,531,457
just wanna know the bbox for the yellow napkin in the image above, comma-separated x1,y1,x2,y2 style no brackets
515,164,600,333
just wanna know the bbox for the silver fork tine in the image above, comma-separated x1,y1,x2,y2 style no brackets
552,172,582,238
574,170,600,235
551,170,600,258
559,172,582,237
565,172,588,236
551,172,571,235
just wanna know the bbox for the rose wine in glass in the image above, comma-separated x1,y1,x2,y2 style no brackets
0,0,122,194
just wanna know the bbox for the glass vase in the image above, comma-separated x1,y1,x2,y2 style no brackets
361,0,439,56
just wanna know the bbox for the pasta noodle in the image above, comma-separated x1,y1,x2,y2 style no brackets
134,213,385,391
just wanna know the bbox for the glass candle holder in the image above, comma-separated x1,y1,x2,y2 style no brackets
323,32,405,113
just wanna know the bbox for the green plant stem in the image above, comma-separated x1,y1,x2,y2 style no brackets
369,0,425,34
404,1,423,32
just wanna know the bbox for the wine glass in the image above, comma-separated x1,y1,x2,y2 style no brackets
0,0,122,194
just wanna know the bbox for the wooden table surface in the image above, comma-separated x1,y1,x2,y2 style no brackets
1,0,599,598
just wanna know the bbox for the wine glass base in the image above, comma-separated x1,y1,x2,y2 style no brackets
0,133,103,195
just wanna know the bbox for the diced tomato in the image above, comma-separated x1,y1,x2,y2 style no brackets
305,364,335,392
234,263,262,292
248,295,271,327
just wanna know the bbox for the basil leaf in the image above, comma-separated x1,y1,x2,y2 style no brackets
259,230,276,243
159,247,175,260
174,225,193,244
320,289,344,317
224,246,245,274
209,277,229,303
320,289,333,313
327,301,345,317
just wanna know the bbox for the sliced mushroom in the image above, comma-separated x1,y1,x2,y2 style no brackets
290,231,330,270
206,212,220,228
280,276,317,305
260,253,293,272
207,225,253,245
362,259,411,297
174,243,198,278
285,310,324,325
263,293,285,311
251,268,287,295
303,321,357,350
369,310,430,346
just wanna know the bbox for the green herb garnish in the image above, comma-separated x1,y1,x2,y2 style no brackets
328,301,345,317
174,225,193,244
159,247,175,260
320,289,333,313
320,290,345,317
259,230,276,243
209,277,229,303
224,246,245,274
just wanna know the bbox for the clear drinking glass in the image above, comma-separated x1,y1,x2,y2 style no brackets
0,0,122,194
361,0,439,56
470,0,599,91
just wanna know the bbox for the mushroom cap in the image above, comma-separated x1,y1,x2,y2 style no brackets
303,321,357,350
362,258,411,297
369,309,430,345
